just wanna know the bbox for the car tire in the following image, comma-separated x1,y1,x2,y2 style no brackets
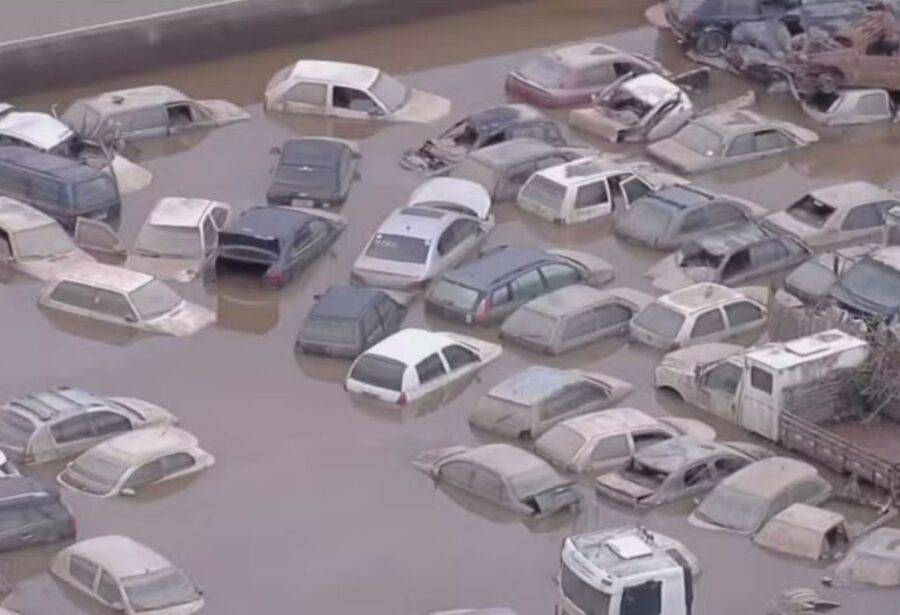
694,28,729,57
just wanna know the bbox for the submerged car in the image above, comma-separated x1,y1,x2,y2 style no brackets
426,245,615,326
470,367,633,439
614,183,765,250
61,84,249,144
0,477,75,553
689,456,832,534
264,59,450,123
51,535,204,614
400,104,565,175
39,263,215,337
449,138,589,202
630,283,769,350
500,285,654,354
345,328,501,405
350,178,493,291
295,285,408,358
0,386,176,464
801,87,900,125
534,407,716,474
58,427,214,498
645,223,811,291
515,156,683,225
834,527,900,586
412,443,579,518
762,181,900,249
506,41,666,108
647,108,818,174
266,137,360,207
595,436,771,507
754,503,852,561
214,206,346,289
126,197,231,282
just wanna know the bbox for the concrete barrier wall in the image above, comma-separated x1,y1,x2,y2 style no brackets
0,0,521,96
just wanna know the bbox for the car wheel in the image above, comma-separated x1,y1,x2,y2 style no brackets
694,28,729,57
816,71,842,95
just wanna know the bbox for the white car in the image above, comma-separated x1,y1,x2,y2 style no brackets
516,156,683,225
630,283,768,350
58,427,214,498
38,263,215,337
264,60,450,123
127,197,232,282
51,535,204,615
351,178,494,290
345,328,501,405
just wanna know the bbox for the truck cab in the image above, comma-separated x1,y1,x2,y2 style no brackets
558,527,698,615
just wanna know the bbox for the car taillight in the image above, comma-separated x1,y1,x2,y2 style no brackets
474,296,491,325
397,392,407,406
265,270,284,287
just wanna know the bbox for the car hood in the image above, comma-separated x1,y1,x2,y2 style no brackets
197,99,252,126
15,249,96,281
647,138,714,174
126,254,204,283
145,301,216,337
392,89,452,124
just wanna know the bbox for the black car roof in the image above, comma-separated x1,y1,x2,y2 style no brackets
228,207,321,243
281,139,347,167
310,285,383,320
441,246,552,289
0,146,105,183
0,476,57,502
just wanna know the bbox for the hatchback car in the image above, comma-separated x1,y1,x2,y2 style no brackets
126,197,232,282
51,535,204,614
647,108,818,174
400,104,565,174
534,407,716,474
264,59,450,123
470,367,633,439
266,137,360,207
214,206,346,289
0,477,75,553
500,286,654,354
516,156,683,225
426,245,615,326
630,283,769,350
61,84,249,144
614,183,765,250
412,443,579,518
295,285,408,358
350,178,493,290
595,436,771,507
506,41,666,108
450,138,589,202
345,328,501,405
689,456,832,534
39,263,216,337
0,387,176,465
58,427,214,498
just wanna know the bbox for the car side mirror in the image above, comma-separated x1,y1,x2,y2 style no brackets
120,487,135,497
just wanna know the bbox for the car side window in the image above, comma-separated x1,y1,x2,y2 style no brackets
691,309,726,338
90,411,132,437
562,310,596,341
622,177,652,204
491,285,511,307
94,289,137,321
613,62,637,78
595,304,632,327
540,263,579,290
575,180,609,209
415,353,447,385
726,134,755,156
754,130,791,152
621,581,662,615
438,220,475,256
332,87,380,113
442,344,479,370
857,92,890,116
0,165,29,199
115,107,168,133
69,555,99,589
590,434,630,461
683,463,713,487
439,461,474,487
750,366,774,394
510,268,545,300
577,63,614,86
50,415,94,443
721,249,751,280
285,82,328,106
307,219,331,241
375,295,400,326
97,570,123,605
680,209,709,233
159,452,196,475
724,301,763,327
842,203,885,231
470,468,506,502
124,459,167,489
49,281,98,310
750,239,790,268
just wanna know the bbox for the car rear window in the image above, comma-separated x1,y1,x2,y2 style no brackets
303,316,360,345
219,232,280,261
365,234,429,264
350,354,406,391
633,303,686,339
520,175,567,211
0,410,36,448
428,280,481,313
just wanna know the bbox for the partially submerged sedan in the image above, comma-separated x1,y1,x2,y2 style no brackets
689,457,832,534
412,443,579,518
345,328,501,405
266,137,360,207
264,59,450,123
753,503,852,561
350,178,493,291
834,527,900,587
470,367,633,439
595,436,771,507
500,285,654,354
535,407,716,474
647,108,818,174
39,263,215,337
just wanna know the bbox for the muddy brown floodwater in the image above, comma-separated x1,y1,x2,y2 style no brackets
3,1,900,613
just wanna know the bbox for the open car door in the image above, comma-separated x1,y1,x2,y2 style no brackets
74,218,126,259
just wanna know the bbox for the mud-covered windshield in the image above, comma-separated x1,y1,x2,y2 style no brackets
836,257,900,314
632,303,685,339
130,280,182,319
695,485,768,532
64,452,128,494
786,195,835,228
561,564,612,615
675,123,723,156
136,225,202,258
123,568,200,612
12,223,76,259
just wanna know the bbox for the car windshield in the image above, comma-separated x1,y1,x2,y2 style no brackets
349,354,406,391
275,162,337,195
135,225,202,258
428,280,481,312
0,410,36,448
517,55,569,87
675,123,723,156
12,223,76,259
537,426,586,466
74,176,116,208
365,233,429,264
520,175,567,211
129,280,182,319
370,72,410,112
836,257,900,313
64,453,129,494
786,195,835,228
123,567,200,612
695,485,768,532
561,563,613,615
632,303,685,339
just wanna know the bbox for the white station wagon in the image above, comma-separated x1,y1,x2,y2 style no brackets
51,535,204,615
264,60,450,124
38,263,215,337
345,328,501,405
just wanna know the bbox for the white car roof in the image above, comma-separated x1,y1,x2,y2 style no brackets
408,178,492,220
289,60,380,88
84,426,198,467
557,407,661,439
58,535,173,578
535,156,637,187
657,283,747,316
0,196,56,233
809,181,895,209
363,328,457,365
377,206,457,240
147,197,226,228
718,457,820,499
0,110,74,151
52,262,156,293
620,73,682,106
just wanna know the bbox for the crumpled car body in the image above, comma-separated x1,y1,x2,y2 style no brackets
801,87,899,125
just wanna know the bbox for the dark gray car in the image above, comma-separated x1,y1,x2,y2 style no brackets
426,245,615,326
0,477,75,553
295,285,408,358
266,138,360,207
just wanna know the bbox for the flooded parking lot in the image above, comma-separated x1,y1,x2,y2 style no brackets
3,0,900,613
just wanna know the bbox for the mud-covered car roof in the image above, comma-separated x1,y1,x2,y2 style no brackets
5,387,126,424
467,138,568,168
566,527,698,580
639,184,713,209
693,108,794,139
658,342,744,371
616,73,682,106
59,535,173,578
809,181,895,208
517,285,651,318
377,206,460,240
310,285,386,320
557,407,663,439
440,246,556,289
67,85,191,114
52,262,155,293
716,457,820,499
84,426,199,467
486,366,588,406
146,198,223,229
658,283,752,315
455,443,558,480
465,104,546,134
0,197,55,233
0,110,75,151
683,221,770,256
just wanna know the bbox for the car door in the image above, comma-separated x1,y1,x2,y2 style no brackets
620,175,653,209
469,466,514,510
414,352,450,398
539,263,581,292
687,308,728,345
96,568,125,608
746,238,792,281
437,220,481,273
723,299,766,337
73,218,124,257
287,224,317,273
441,343,481,381
571,178,612,223
330,85,386,120
676,207,711,245
123,458,167,492
557,309,596,354
699,360,743,423
375,294,405,335
281,82,329,115
115,107,169,140
92,288,140,327
593,302,634,337
49,414,97,458
839,201,893,244
360,307,386,350
66,554,100,597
